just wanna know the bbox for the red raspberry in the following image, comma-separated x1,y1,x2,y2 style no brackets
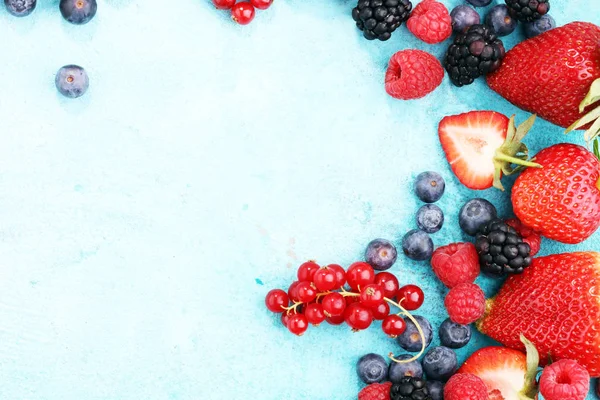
431,243,480,288
539,359,590,400
358,381,392,400
385,50,444,100
444,373,489,400
505,218,541,256
444,283,485,324
407,0,452,44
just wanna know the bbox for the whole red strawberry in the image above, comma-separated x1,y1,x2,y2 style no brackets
487,22,600,129
358,381,392,400
477,252,600,376
512,143,600,244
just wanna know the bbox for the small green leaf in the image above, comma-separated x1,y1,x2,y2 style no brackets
579,78,600,113
519,335,540,400
593,138,600,160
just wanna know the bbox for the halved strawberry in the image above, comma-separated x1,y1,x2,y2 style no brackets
438,111,541,190
458,337,539,400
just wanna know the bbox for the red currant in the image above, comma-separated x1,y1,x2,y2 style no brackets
372,301,390,320
397,285,424,311
304,303,326,326
346,262,375,291
287,281,302,302
382,315,407,338
297,261,320,282
281,311,291,327
344,302,373,330
326,314,345,325
212,0,236,9
321,292,346,317
265,289,289,313
231,1,256,25
287,313,309,336
346,295,359,306
327,264,346,289
313,267,337,292
250,0,273,10
295,281,317,303
374,272,400,299
359,284,385,308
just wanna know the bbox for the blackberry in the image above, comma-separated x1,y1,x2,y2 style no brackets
352,0,412,41
390,377,432,400
475,219,532,277
443,24,505,87
505,0,550,22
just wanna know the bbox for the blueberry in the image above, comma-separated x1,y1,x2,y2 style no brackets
414,172,445,203
357,353,388,384
439,318,472,349
596,379,599,397
416,204,444,234
4,0,36,16
55,65,89,98
388,354,424,383
426,381,444,400
60,0,97,25
523,15,556,38
466,0,492,6
451,5,480,33
459,198,498,236
365,238,398,271
402,230,433,261
422,346,458,382
485,5,517,37
397,315,433,352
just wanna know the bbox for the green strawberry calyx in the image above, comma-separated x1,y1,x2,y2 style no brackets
492,114,543,191
518,334,540,400
566,77,600,145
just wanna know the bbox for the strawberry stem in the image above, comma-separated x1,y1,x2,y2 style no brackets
494,153,542,168
519,335,540,400
566,78,600,143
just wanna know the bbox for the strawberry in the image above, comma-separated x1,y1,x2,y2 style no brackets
458,342,539,400
438,111,540,190
511,143,600,244
487,22,600,133
477,252,600,377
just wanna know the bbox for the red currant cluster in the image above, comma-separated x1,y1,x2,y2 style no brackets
265,261,426,345
212,0,273,25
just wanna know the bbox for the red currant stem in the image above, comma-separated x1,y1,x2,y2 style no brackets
384,297,426,364
281,301,303,314
339,287,359,297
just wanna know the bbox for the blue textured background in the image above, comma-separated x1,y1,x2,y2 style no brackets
0,0,598,399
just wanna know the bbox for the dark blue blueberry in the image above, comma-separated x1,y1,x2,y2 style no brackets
466,0,492,6
357,353,389,384
402,230,433,261
596,379,599,397
426,381,444,400
451,5,480,33
388,354,423,383
365,238,398,271
414,172,445,203
55,65,89,98
60,0,97,25
439,318,472,349
459,198,498,236
416,204,444,234
485,5,517,37
523,14,556,38
4,0,36,16
397,315,433,352
422,346,458,381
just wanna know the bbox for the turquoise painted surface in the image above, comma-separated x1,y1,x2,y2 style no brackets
0,0,598,399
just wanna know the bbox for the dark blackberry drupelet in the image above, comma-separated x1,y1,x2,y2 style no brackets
443,24,505,87
475,219,532,277
505,0,550,22
390,377,432,400
352,0,412,41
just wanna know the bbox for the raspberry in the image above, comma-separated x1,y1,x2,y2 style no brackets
407,0,452,44
444,373,489,400
359,381,392,400
385,50,444,100
431,243,480,288
505,218,541,256
444,283,485,324
539,359,590,400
